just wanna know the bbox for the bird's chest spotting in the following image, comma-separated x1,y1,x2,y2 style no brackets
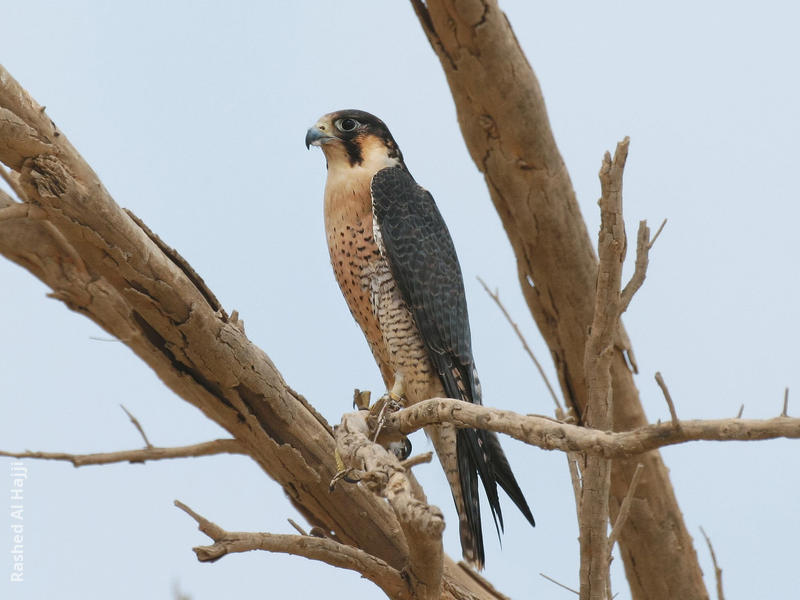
324,175,432,392
324,172,390,365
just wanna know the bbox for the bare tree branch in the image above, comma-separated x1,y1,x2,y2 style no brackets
540,572,579,596
287,518,308,537
409,3,709,596
120,404,154,448
607,464,644,553
0,439,246,467
655,372,680,428
0,61,533,600
383,397,800,456
580,137,631,600
400,452,434,470
0,61,414,574
336,410,444,600
700,527,725,600
174,501,411,600
619,220,652,313
477,276,563,411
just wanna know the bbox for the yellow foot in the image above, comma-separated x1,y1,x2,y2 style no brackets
329,448,362,491
371,372,411,460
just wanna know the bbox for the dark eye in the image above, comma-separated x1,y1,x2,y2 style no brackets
336,118,359,132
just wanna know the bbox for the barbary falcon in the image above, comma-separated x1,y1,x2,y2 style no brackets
306,109,534,568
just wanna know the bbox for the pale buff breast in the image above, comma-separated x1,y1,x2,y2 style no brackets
322,147,440,402
324,159,395,385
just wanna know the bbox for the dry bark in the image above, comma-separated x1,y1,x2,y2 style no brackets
0,64,499,600
409,1,708,598
383,399,800,455
0,439,246,467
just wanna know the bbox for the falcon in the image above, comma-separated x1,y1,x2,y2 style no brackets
306,109,534,568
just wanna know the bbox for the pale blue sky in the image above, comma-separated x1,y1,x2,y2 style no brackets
2,2,798,598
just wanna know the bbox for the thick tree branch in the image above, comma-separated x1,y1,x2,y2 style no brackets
580,138,631,600
174,501,411,600
410,3,709,597
0,62,515,600
0,61,410,570
383,398,800,456
0,439,246,467
336,410,444,600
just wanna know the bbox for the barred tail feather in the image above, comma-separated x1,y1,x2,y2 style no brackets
456,426,535,569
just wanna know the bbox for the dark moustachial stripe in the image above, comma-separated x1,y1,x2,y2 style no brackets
343,136,363,166
329,109,405,167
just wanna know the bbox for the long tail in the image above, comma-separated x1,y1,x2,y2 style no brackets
425,355,535,568
456,426,535,568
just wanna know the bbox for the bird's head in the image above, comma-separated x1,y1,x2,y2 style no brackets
305,109,404,171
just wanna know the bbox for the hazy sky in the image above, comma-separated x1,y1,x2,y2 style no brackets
2,2,798,599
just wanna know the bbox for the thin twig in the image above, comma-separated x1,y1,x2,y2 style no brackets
782,388,789,417
287,518,308,536
0,439,246,467
736,404,744,419
654,372,680,428
619,220,651,313
700,527,725,600
539,572,579,595
477,276,563,411
400,451,433,470
608,463,644,553
566,452,583,522
557,405,584,521
121,404,153,448
648,218,667,249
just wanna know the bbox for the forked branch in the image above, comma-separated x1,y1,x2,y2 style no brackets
174,500,410,600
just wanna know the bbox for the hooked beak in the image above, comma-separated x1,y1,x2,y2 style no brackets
305,125,334,149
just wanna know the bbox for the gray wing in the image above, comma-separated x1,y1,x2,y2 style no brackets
370,166,534,567
370,167,476,395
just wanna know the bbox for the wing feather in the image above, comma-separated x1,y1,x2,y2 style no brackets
370,166,534,567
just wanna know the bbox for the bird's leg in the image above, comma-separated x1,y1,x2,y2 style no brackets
369,372,412,460
369,372,406,415
329,447,363,491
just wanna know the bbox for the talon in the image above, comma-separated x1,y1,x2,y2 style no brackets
343,471,362,484
330,467,362,491
330,447,363,490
